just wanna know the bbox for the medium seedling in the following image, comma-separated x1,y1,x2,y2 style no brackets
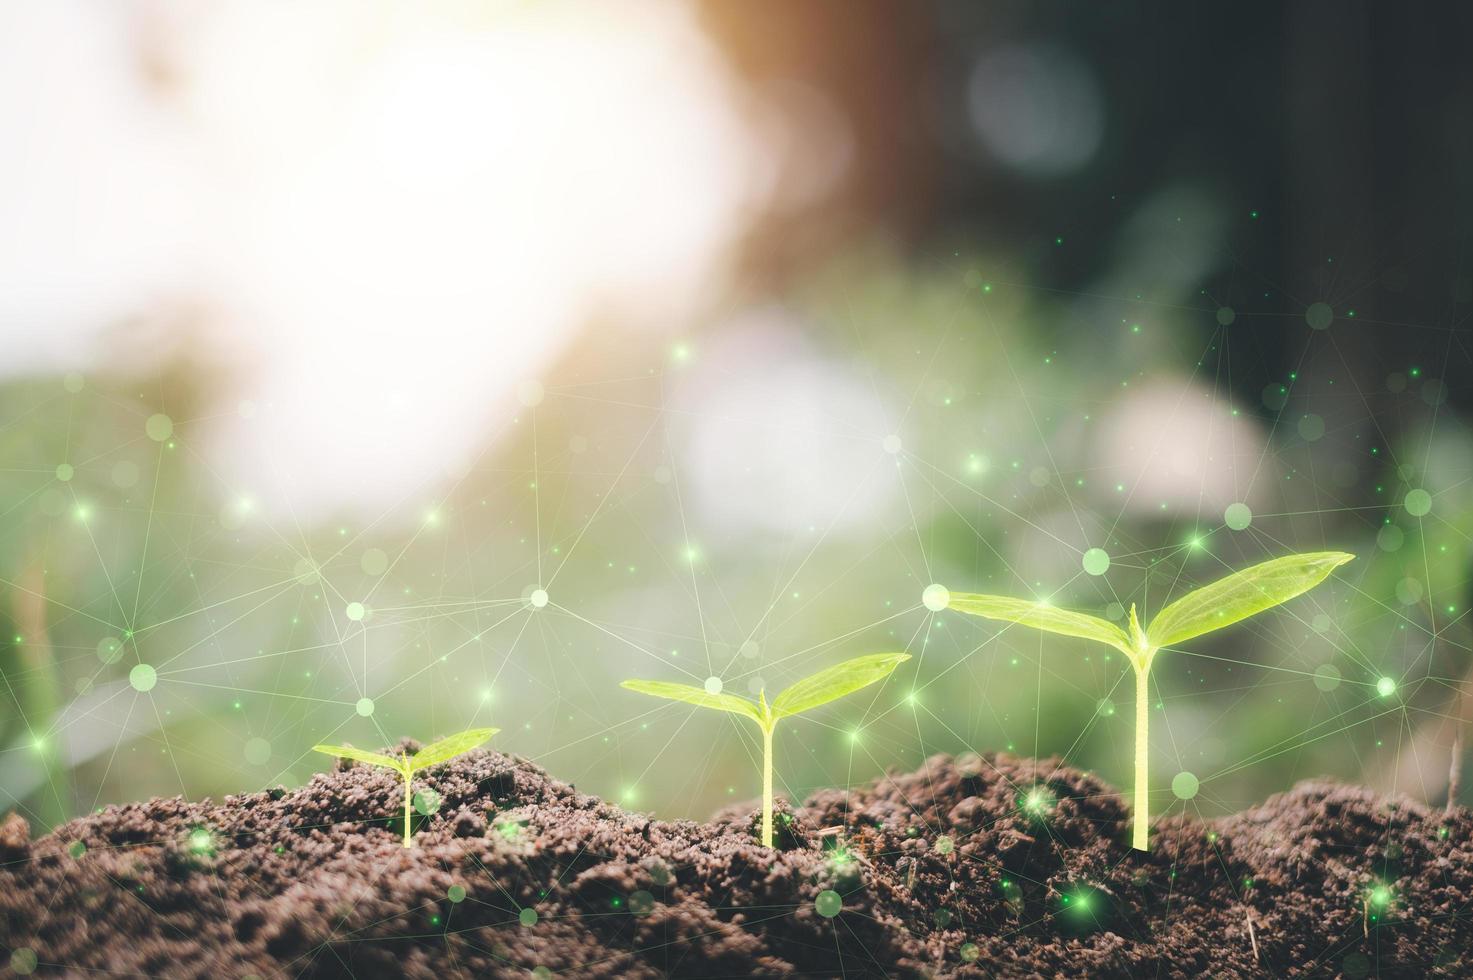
621,652,910,848
939,551,1352,850
312,727,499,847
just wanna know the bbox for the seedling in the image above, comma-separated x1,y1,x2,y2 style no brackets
312,727,499,847
939,551,1353,850
621,652,910,847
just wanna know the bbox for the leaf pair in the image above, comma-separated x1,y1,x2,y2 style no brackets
313,727,500,776
620,652,911,728
945,551,1354,665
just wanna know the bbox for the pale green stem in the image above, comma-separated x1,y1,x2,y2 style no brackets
1132,663,1150,851
403,771,413,848
761,723,774,848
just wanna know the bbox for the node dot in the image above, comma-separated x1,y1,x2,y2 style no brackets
814,890,842,918
129,663,157,692
1081,548,1110,576
922,583,950,612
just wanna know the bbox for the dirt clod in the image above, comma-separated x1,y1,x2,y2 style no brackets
2,751,1471,977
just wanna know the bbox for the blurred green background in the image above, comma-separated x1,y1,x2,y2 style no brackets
3,1,1471,834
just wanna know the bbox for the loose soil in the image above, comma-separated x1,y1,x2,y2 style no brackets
2,744,1470,978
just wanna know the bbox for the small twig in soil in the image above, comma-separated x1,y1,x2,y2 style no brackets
1363,898,1370,939
1245,908,1259,964
817,826,844,838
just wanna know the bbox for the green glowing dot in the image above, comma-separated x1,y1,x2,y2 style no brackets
189,828,214,854
360,548,389,576
935,835,954,855
922,583,949,611
1313,663,1342,692
445,883,466,904
529,588,549,609
345,601,365,621
55,463,74,481
1081,548,1110,576
1172,771,1199,800
814,890,842,918
68,840,86,859
129,663,157,692
1305,302,1334,330
519,907,539,927
1377,525,1404,552
628,890,655,916
97,636,123,664
1370,885,1391,907
1223,502,1252,530
703,676,722,695
882,434,902,455
1377,676,1397,698
1216,306,1235,326
531,968,552,980
959,943,980,963
414,789,442,815
10,948,37,975
1404,488,1432,516
145,413,174,442
1298,413,1325,441
244,737,271,766
356,697,375,717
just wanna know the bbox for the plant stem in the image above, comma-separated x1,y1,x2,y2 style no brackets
403,774,413,848
1132,665,1150,850
761,723,774,848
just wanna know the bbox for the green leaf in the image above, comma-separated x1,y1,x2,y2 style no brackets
770,652,911,719
410,728,500,770
312,744,405,772
947,593,1133,655
620,680,763,724
1146,551,1354,649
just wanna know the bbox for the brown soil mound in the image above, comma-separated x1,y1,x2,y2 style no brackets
1,746,1470,978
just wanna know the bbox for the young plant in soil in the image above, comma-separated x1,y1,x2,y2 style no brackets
939,551,1353,850
621,652,910,848
312,727,498,847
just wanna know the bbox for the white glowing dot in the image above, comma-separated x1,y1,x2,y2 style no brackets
55,463,73,482
356,697,375,717
145,413,174,442
1081,548,1110,576
1377,676,1397,698
129,663,157,692
518,380,545,407
922,584,950,612
882,434,903,454
704,676,722,695
529,588,549,608
345,602,366,621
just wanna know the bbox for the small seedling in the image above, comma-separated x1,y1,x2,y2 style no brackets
312,727,499,847
939,551,1352,850
621,652,910,847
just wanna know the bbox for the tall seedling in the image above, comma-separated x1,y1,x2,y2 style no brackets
940,552,1352,850
313,727,499,847
622,653,910,847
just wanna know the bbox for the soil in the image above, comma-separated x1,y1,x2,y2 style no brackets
2,745,1470,979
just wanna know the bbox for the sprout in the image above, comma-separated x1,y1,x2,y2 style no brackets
940,551,1353,850
621,652,911,847
312,727,499,848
